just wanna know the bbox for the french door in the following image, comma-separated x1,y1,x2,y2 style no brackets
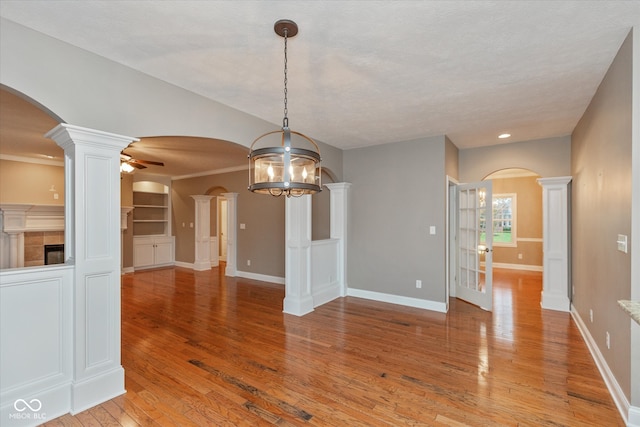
457,181,493,311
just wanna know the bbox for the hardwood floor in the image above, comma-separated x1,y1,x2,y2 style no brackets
44,267,623,426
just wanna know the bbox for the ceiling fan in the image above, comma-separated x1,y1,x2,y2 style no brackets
120,152,164,173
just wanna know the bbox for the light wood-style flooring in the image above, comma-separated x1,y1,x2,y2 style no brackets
44,267,623,426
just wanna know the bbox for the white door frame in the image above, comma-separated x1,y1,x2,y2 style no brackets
446,176,459,309
217,197,228,262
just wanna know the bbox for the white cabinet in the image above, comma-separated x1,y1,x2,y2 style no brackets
133,236,174,268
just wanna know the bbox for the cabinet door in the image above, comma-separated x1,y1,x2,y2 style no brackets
154,241,173,265
134,241,155,267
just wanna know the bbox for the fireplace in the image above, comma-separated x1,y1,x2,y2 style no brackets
44,244,64,265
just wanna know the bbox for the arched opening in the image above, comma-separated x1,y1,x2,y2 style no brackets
482,168,543,272
0,86,65,269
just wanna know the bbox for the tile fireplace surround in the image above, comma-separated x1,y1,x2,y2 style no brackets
25,231,64,267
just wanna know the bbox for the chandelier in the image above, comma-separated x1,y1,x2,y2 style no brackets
248,19,322,197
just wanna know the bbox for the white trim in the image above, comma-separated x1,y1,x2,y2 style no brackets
571,306,630,425
70,367,125,415
0,153,64,168
173,261,194,270
236,270,285,285
492,262,543,272
172,165,246,181
122,266,135,275
313,281,341,308
516,237,543,243
629,406,640,427
347,288,447,313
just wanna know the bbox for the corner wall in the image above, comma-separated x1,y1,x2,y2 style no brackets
572,30,632,407
344,136,448,308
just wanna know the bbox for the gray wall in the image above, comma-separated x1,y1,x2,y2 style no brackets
171,167,335,279
445,136,459,179
572,31,632,400
171,170,286,279
344,136,448,302
459,136,571,182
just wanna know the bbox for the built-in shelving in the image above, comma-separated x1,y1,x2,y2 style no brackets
132,183,169,236
131,180,174,269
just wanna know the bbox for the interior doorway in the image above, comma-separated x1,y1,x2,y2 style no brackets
218,198,228,262
448,168,543,311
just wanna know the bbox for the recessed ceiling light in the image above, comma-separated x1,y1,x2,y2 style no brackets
498,133,511,139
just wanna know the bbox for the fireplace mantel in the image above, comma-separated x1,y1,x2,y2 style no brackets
0,204,65,233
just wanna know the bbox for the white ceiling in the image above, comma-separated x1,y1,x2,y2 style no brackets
0,1,638,178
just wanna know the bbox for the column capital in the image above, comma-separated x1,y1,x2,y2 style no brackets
191,195,215,202
325,182,352,192
537,176,572,187
45,123,138,152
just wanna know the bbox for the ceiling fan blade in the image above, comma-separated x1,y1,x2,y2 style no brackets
130,162,147,169
132,159,164,166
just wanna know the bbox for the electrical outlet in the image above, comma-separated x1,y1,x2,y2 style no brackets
518,253,523,260
247,260,251,266
589,309,593,323
606,332,611,349
416,280,422,289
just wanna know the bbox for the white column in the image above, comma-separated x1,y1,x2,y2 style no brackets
120,207,133,274
325,183,351,297
537,176,572,312
46,124,138,414
0,205,30,268
222,193,238,277
191,195,214,271
283,195,314,316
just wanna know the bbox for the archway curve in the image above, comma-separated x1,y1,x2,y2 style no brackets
205,185,229,196
0,86,65,161
483,167,541,181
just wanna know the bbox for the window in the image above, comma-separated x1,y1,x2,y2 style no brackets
492,193,517,247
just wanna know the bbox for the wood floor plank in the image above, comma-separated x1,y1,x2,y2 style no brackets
41,267,624,426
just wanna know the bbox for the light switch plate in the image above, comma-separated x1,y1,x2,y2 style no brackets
617,234,628,253
429,226,436,235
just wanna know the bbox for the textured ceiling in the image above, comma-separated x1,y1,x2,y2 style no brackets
0,1,638,177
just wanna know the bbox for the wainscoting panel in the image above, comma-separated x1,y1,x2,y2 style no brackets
0,265,73,425
311,239,340,307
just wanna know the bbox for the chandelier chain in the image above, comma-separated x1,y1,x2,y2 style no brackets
283,28,289,128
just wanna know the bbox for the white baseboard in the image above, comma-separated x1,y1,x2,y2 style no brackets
492,262,543,272
571,305,630,425
236,270,285,285
173,261,193,269
313,282,341,308
70,366,125,415
1,382,71,427
347,288,447,313
121,266,135,275
629,406,640,427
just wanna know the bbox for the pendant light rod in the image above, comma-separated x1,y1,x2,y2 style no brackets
275,20,297,128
